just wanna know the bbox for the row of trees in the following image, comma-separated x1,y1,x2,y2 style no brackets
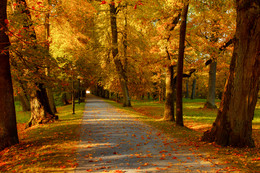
0,0,259,150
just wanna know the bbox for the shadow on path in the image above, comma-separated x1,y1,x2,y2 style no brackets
76,95,226,172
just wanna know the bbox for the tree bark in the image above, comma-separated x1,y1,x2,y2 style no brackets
0,0,19,150
163,65,175,121
204,61,217,109
176,2,189,126
27,83,57,127
202,0,260,147
110,1,131,107
162,9,182,121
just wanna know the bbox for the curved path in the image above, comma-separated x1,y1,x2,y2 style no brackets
76,95,225,172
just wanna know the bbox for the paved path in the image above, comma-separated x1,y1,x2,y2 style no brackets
76,95,225,172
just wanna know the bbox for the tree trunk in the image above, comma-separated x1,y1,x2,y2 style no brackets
18,94,30,111
158,85,163,102
72,78,75,114
204,61,217,109
191,78,196,99
27,83,57,127
162,8,181,121
61,92,69,105
45,0,57,114
110,1,131,107
163,65,175,121
46,88,57,113
202,1,259,147
17,81,31,111
0,0,19,150
185,78,189,98
78,79,81,104
176,2,189,126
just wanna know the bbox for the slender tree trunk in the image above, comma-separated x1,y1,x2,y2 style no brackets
0,0,19,150
110,1,131,107
202,0,259,147
45,0,57,113
123,3,128,74
158,84,163,102
78,79,81,104
204,61,217,109
191,78,196,99
176,2,189,126
185,78,189,98
163,65,175,121
72,78,75,114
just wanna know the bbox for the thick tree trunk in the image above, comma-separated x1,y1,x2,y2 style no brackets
176,2,189,126
0,0,19,150
191,78,196,99
163,65,175,121
202,1,259,147
110,1,131,107
27,83,57,127
204,61,217,109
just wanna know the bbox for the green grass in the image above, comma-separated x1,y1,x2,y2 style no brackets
129,98,260,125
15,101,31,124
1,102,85,172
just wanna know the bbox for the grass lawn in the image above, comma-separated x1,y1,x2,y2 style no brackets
105,98,260,172
0,102,85,172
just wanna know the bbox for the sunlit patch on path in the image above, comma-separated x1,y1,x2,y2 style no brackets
75,95,226,172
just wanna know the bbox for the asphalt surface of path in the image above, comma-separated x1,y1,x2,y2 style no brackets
75,95,225,172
